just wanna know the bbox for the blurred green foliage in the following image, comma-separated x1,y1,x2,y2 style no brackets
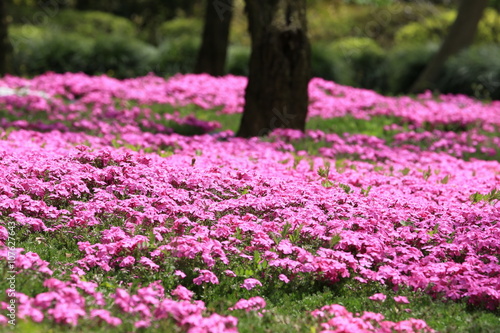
326,37,385,87
439,44,500,100
395,8,500,45
49,10,137,38
226,45,250,77
378,43,440,94
156,18,202,44
5,1,500,98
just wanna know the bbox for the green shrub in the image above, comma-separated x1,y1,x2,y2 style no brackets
48,10,137,38
395,8,500,45
311,43,341,82
86,35,157,78
439,44,500,100
378,42,439,95
226,45,250,76
10,28,157,78
154,36,200,76
11,31,94,76
326,37,385,88
156,18,202,43
477,8,500,44
307,2,445,46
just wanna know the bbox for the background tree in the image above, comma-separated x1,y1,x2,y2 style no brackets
0,0,11,76
194,0,234,76
237,0,311,138
410,0,489,93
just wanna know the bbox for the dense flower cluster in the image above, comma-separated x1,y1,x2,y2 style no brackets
311,304,434,333
0,73,499,331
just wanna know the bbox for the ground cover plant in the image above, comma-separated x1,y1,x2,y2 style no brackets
0,73,499,332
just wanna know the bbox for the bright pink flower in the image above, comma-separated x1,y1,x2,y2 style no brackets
240,278,262,290
139,257,159,270
193,270,219,285
171,285,194,301
119,256,135,267
90,309,122,327
134,319,151,328
278,274,290,283
224,270,237,277
368,293,387,302
229,297,266,311
394,296,410,304
174,270,186,279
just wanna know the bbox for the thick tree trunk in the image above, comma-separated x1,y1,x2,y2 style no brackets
410,0,488,93
194,0,234,76
0,0,12,76
237,0,311,138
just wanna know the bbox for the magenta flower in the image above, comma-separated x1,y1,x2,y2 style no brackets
224,270,237,277
278,274,290,283
139,257,159,270
394,296,410,304
369,293,387,302
119,256,135,267
193,270,219,285
229,296,266,311
240,278,262,290
90,309,122,327
174,270,186,279
171,285,194,301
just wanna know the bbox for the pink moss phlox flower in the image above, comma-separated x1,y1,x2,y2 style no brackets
139,257,159,271
240,278,262,290
90,309,122,327
134,319,151,328
394,296,410,304
368,293,387,302
224,270,237,277
229,297,266,312
171,285,194,301
311,304,435,333
175,270,187,279
278,274,290,283
119,256,136,267
193,270,219,285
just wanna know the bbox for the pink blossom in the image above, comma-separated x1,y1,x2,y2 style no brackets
175,270,187,279
171,285,194,301
139,257,159,270
278,274,290,283
229,297,266,312
368,293,387,302
240,278,262,290
224,270,237,277
193,270,219,285
90,309,122,327
119,256,135,267
394,296,410,304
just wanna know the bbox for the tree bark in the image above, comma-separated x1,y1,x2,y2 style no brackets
237,0,311,138
410,0,488,93
0,0,12,76
194,0,234,76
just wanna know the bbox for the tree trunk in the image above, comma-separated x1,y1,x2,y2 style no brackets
237,0,311,138
194,0,234,76
0,0,12,76
410,0,488,93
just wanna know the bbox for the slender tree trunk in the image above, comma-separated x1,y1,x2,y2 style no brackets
194,0,234,76
0,0,12,76
237,0,311,138
410,0,488,93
